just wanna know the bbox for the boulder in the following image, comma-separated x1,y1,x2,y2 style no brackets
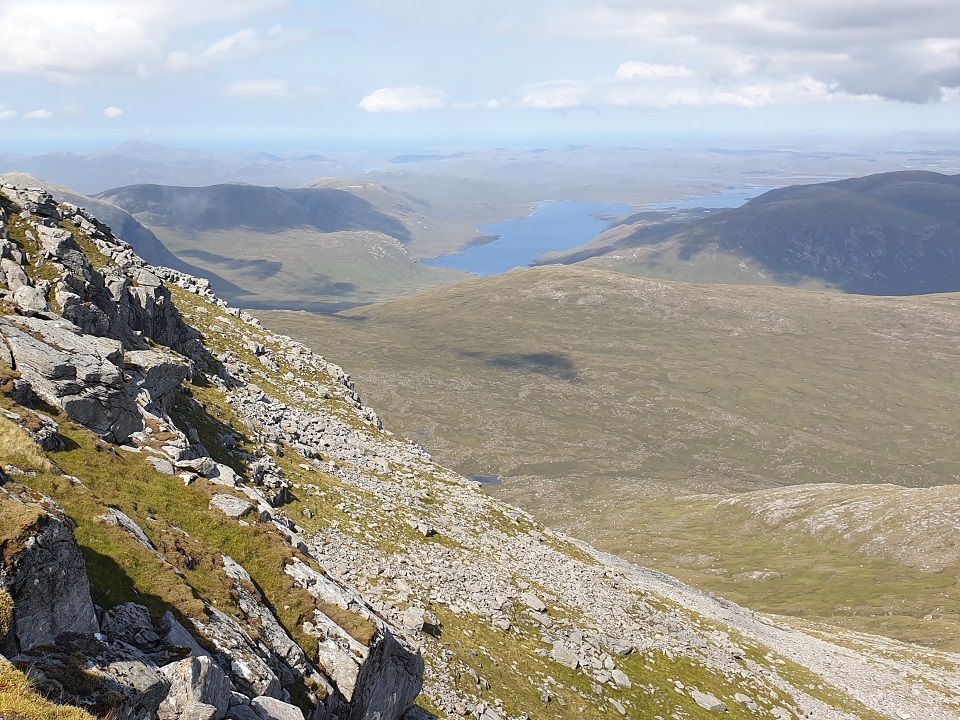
549,642,579,670
159,655,234,720
126,348,191,414
101,602,160,649
520,592,547,613
190,607,283,700
286,560,422,720
0,257,29,292
99,507,158,552
13,633,171,719
160,612,211,659
250,696,305,720
690,689,728,712
12,285,50,314
210,495,255,519
35,224,91,277
0,483,99,655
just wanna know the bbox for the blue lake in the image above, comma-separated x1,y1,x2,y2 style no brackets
424,201,634,277
652,185,777,209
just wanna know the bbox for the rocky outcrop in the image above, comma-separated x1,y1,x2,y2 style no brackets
0,482,99,655
0,182,203,442
0,315,143,442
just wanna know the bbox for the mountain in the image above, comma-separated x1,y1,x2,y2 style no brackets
0,143,356,195
550,171,960,295
96,182,471,311
3,189,959,718
258,264,960,651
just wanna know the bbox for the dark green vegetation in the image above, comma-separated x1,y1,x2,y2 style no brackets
551,171,960,295
95,180,494,310
259,264,960,649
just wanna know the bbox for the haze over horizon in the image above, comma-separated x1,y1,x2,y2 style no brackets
3,0,960,153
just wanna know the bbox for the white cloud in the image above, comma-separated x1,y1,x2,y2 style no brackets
521,64,841,111
227,79,291,97
451,98,500,109
615,61,695,80
225,79,326,98
359,87,447,112
521,80,591,109
24,109,52,119
0,0,289,80
0,110,16,120
104,106,123,118
543,0,960,104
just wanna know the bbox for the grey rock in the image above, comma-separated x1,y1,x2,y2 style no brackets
210,494,255,519
36,224,91,276
251,696,305,720
177,456,218,476
191,606,283,699
159,655,233,720
0,485,99,655
126,348,191,414
12,285,50,314
611,668,632,688
221,555,332,704
149,456,177,475
184,703,220,720
227,706,261,720
99,507,158,552
160,612,211,659
209,463,241,487
101,602,160,648
22,411,63,451
0,315,142,442
549,642,579,670
0,257,29,292
13,632,170,718
520,592,547,613
690,689,728,712
479,707,502,720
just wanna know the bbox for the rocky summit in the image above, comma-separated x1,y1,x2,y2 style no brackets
0,183,959,720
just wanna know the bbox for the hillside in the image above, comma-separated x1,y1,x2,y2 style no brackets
2,188,959,718
548,171,960,295
96,182,472,310
258,265,960,649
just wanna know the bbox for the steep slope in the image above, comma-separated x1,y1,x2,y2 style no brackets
0,172,249,301
96,182,470,311
258,265,960,649
551,171,960,295
2,184,960,719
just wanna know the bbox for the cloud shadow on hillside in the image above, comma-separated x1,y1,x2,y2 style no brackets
179,249,283,281
461,350,581,382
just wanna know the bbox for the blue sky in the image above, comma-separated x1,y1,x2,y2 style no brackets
2,0,960,152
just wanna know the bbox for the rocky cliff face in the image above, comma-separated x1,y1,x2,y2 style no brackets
1,183,959,720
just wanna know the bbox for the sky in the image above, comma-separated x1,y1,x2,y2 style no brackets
2,0,960,152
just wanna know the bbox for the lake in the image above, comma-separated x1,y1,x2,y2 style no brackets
424,200,634,277
423,188,779,277
651,185,778,209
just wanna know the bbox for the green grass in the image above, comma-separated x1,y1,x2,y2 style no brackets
257,264,960,650
0,658,97,720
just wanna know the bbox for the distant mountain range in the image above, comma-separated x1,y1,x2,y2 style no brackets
97,180,471,311
552,170,960,295
97,181,416,240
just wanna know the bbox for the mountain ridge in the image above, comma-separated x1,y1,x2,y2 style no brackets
1,183,959,720
552,170,960,295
